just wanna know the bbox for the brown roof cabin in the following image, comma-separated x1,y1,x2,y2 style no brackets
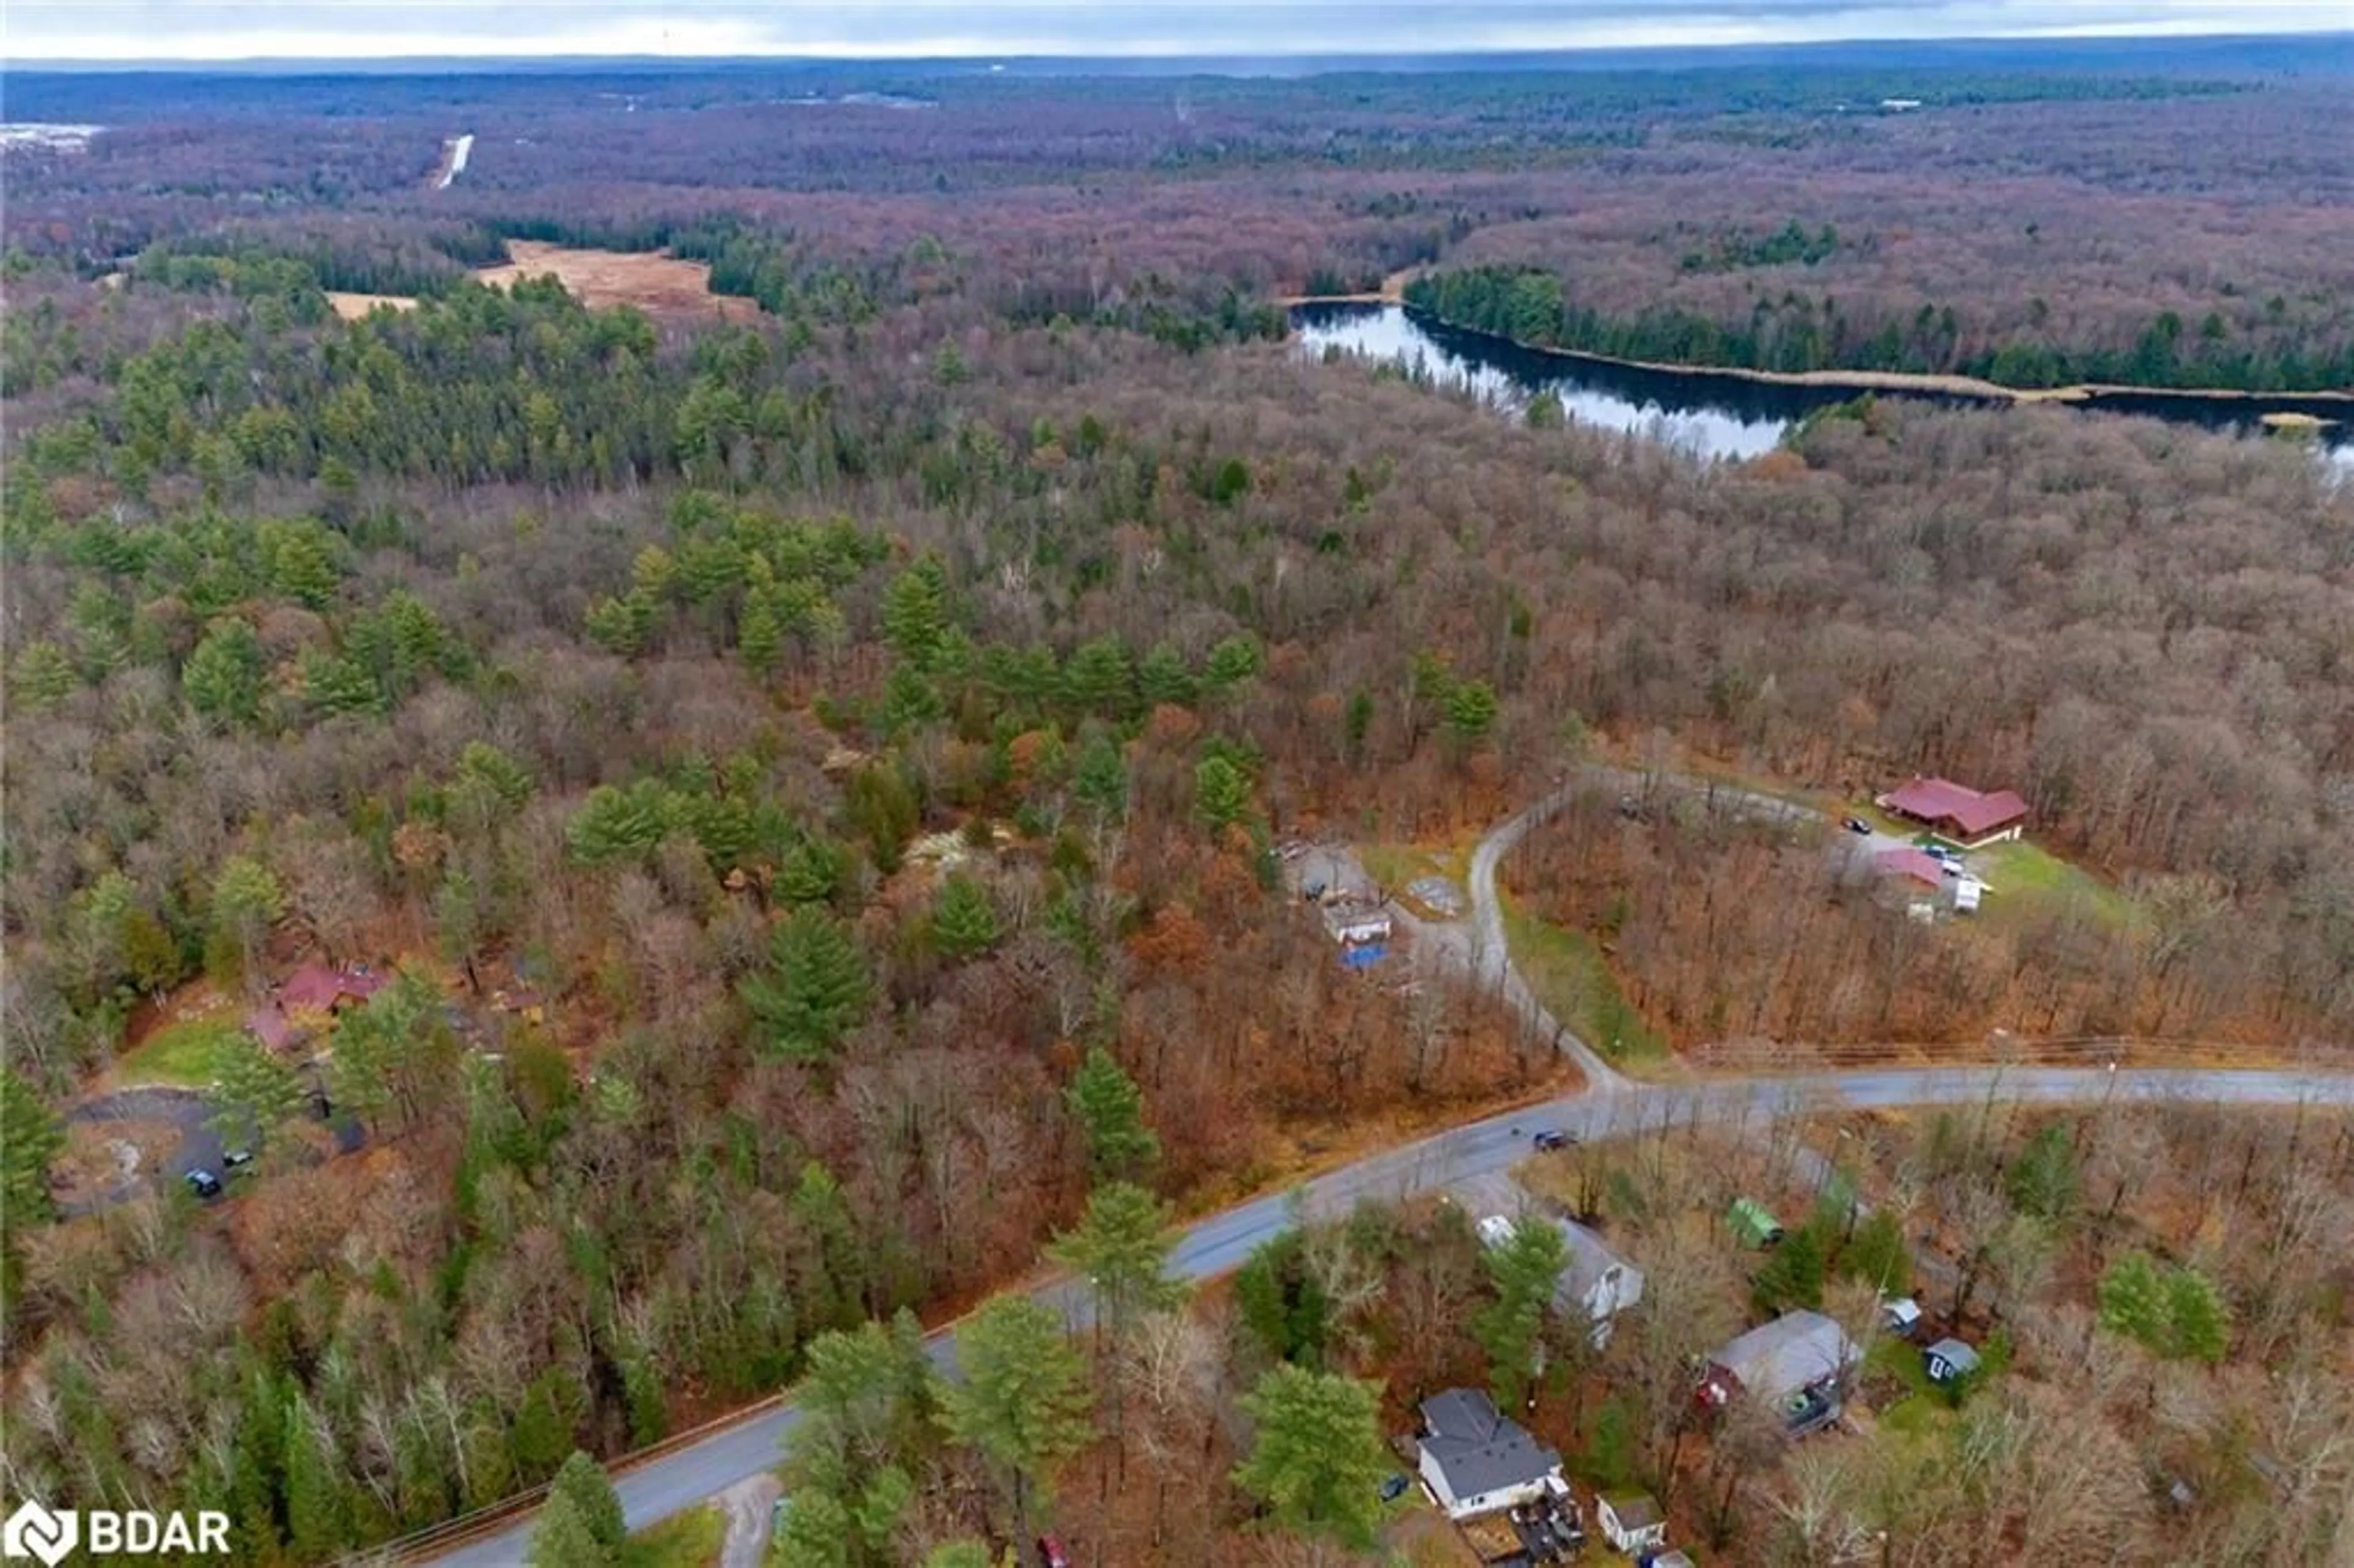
1875,777,2027,848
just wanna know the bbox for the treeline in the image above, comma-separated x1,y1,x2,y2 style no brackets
1407,264,2354,390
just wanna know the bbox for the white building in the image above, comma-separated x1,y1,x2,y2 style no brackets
1474,1210,1646,1347
1415,1388,1569,1520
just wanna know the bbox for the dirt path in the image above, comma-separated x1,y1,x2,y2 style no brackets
711,1472,781,1568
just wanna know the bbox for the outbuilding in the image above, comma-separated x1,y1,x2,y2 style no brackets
1924,1338,1983,1385
1597,1492,1666,1555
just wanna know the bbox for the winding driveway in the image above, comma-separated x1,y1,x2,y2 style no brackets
414,783,2354,1566
57,1087,226,1215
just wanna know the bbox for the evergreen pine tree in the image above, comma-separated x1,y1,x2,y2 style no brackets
741,908,871,1063
929,874,1000,961
549,1450,625,1554
1066,1047,1159,1179
525,1491,611,1568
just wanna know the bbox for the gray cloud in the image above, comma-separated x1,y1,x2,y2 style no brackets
7,0,2346,61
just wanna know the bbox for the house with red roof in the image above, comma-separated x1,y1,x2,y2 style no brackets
1875,777,2028,849
1874,847,1947,889
245,963,390,1055
278,962,388,1014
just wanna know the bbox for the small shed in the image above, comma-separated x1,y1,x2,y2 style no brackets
1924,1338,1982,1384
1598,1493,1666,1555
1880,1296,1923,1338
1726,1197,1784,1248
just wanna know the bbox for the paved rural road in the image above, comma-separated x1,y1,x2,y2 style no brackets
428,1062,2354,1566
420,774,2349,1564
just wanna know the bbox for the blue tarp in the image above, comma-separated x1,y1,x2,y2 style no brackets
1339,942,1387,970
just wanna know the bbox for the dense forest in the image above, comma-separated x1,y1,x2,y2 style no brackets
1406,261,2354,390
2,41,2351,1567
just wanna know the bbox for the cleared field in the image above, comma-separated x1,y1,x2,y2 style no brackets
327,291,419,320
112,997,238,1087
473,242,755,320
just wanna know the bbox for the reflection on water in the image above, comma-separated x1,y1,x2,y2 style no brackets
1293,303,1792,461
1292,303,2354,476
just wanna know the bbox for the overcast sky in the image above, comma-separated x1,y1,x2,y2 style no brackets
6,1,2347,62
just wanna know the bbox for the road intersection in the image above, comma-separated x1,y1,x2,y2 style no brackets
420,780,2353,1564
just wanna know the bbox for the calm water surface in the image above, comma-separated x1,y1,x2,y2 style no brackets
1292,302,2354,479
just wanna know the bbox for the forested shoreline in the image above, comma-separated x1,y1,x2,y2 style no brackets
3,45,2352,1567
1406,263,2354,393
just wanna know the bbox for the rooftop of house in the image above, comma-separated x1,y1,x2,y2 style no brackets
1419,1388,1562,1499
1450,1176,1642,1308
1708,1311,1858,1406
1603,1493,1663,1530
1926,1338,1982,1374
1555,1216,1640,1303
277,962,389,1013
1874,846,1948,888
1878,777,2028,836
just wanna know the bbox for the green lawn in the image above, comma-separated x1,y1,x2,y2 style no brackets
1357,842,1446,893
1356,841,1474,919
113,1010,240,1087
1969,839,2140,932
1498,896,1669,1065
621,1505,725,1568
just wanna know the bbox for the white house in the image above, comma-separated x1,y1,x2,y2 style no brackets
1473,1211,1645,1347
1555,1219,1645,1348
1598,1492,1667,1555
1414,1388,1569,1520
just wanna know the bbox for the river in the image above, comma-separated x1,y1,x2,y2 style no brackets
1291,302,2354,477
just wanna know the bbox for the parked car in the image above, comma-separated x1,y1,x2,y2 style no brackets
1843,816,1871,834
1941,860,1966,878
1035,1535,1071,1568
1379,1473,1412,1502
1533,1128,1576,1152
223,1148,254,1169
185,1169,223,1199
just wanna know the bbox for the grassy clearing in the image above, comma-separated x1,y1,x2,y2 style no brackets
113,1011,238,1087
1971,839,2139,931
1498,896,1670,1067
621,1505,726,1568
1357,840,1472,919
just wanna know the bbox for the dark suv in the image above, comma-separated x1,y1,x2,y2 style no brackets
1533,1128,1575,1152
185,1169,223,1199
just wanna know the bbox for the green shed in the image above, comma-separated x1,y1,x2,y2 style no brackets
1727,1197,1785,1249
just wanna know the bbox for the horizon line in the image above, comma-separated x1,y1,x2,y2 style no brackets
10,26,2352,72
